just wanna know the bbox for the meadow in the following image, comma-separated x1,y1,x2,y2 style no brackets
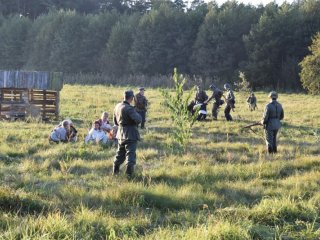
0,84,320,239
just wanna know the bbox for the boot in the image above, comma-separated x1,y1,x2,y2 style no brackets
113,164,120,175
273,146,277,153
125,165,134,178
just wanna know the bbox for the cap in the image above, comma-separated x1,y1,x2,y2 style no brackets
209,84,216,90
124,90,134,98
224,83,231,90
268,91,278,99
138,87,145,91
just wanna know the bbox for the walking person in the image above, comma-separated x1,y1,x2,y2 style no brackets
206,84,224,120
224,83,235,121
134,87,148,129
247,92,257,111
113,90,142,177
261,91,284,154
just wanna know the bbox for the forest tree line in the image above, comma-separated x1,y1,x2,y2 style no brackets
0,0,320,90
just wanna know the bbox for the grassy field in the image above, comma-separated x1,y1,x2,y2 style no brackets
0,84,320,239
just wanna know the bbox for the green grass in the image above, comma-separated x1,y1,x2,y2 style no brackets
0,85,320,239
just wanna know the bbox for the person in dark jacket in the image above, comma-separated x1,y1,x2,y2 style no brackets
261,91,284,154
206,84,224,120
224,83,235,121
247,92,257,111
113,90,142,177
134,87,148,129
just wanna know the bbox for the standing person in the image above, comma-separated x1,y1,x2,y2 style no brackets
205,84,224,120
134,87,148,129
247,92,257,111
224,83,235,121
261,91,284,154
49,120,70,143
113,90,142,177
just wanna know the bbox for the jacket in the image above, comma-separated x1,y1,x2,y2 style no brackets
261,100,284,130
113,101,142,141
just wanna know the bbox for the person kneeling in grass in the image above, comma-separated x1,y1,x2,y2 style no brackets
85,120,108,144
49,120,70,143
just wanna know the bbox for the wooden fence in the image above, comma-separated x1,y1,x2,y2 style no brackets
0,88,59,120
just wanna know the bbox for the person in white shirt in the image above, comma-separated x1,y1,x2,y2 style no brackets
85,121,108,144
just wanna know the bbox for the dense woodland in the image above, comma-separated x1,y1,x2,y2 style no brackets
0,0,320,90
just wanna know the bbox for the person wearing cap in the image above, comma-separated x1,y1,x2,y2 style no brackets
49,120,70,143
85,120,108,144
113,90,142,177
247,92,257,111
134,87,148,129
223,83,235,121
261,91,284,154
205,84,224,120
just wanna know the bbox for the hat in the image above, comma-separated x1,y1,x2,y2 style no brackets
124,90,134,98
268,91,278,99
138,87,145,91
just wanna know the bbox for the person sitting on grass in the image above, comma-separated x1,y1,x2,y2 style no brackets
98,111,113,134
66,119,78,142
49,120,70,143
85,120,108,144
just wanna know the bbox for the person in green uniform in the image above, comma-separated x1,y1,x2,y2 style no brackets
261,91,284,154
247,92,257,111
224,83,235,121
134,87,148,129
206,84,224,120
113,90,142,177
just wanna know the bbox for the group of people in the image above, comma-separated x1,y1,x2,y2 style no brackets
48,87,148,177
49,84,284,178
189,84,284,155
189,84,261,121
188,83,236,121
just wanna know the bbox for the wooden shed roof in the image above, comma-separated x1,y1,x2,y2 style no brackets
0,71,63,91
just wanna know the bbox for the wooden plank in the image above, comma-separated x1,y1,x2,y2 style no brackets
29,100,56,105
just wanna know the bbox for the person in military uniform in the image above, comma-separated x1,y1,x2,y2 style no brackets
205,84,224,120
247,92,257,111
134,87,148,129
224,83,235,121
261,91,284,154
113,90,142,177
193,85,209,121
195,85,208,104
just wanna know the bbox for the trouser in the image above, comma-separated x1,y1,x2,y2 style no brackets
113,139,138,175
197,113,206,121
212,103,219,119
137,110,146,128
224,104,233,121
265,129,278,153
249,103,256,111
